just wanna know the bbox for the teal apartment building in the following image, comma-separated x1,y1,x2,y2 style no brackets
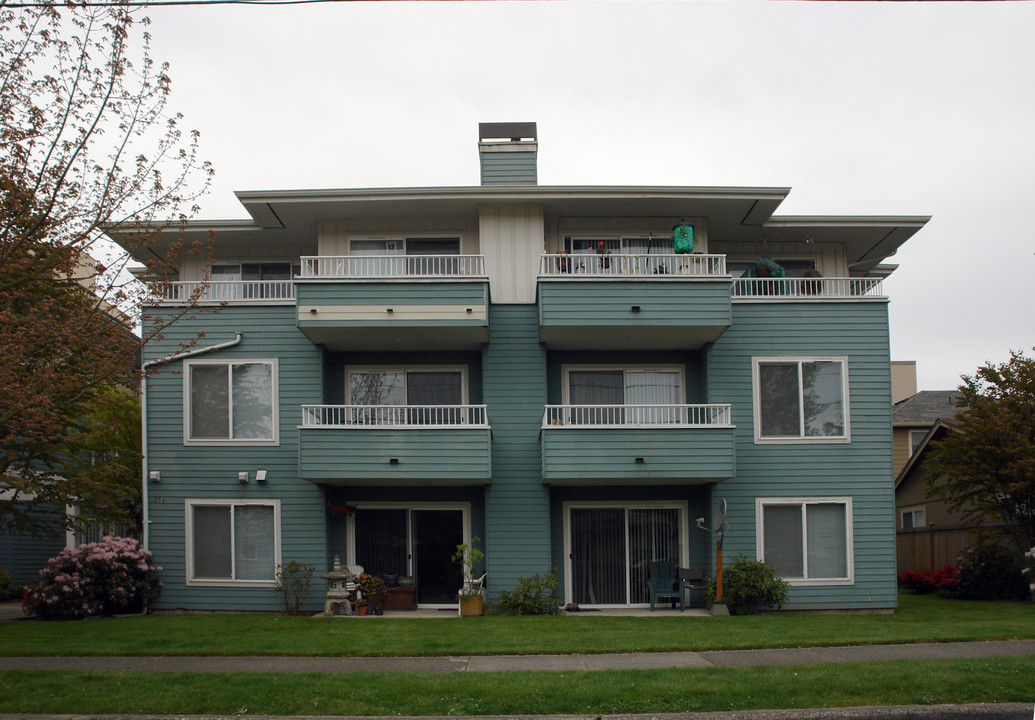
129,123,928,612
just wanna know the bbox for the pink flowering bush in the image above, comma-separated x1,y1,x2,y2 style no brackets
22,536,162,619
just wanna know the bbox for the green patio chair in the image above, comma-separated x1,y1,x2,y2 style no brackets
647,560,683,611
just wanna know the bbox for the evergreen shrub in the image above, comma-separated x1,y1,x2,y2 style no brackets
706,555,789,615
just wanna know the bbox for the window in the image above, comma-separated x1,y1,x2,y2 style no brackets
187,500,279,584
350,237,462,275
185,360,277,444
757,498,854,585
564,367,683,424
348,367,465,424
753,357,849,442
901,506,926,530
909,429,928,456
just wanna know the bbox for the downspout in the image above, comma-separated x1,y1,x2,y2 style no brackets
139,333,242,552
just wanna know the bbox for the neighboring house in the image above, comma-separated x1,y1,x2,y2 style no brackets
894,420,995,572
891,390,961,477
119,122,929,612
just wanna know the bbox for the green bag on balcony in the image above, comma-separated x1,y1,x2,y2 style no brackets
672,224,694,254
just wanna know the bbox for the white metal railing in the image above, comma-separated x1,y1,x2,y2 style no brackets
300,255,486,279
731,277,884,299
542,404,732,428
156,281,295,303
302,404,489,428
539,253,726,277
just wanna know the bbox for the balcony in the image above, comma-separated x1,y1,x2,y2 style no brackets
537,254,731,350
298,405,492,486
295,255,489,351
540,404,735,485
153,280,295,305
731,277,885,300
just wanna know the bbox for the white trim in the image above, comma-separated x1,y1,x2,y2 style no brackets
344,501,471,610
560,364,686,406
561,500,690,607
755,496,855,586
900,505,927,530
751,356,850,444
185,499,282,587
183,358,280,446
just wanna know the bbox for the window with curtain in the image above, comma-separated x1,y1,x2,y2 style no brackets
754,358,848,441
349,369,464,424
189,502,277,582
758,499,852,583
187,360,276,443
566,368,681,424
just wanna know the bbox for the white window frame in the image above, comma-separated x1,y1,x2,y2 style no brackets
900,505,926,530
752,356,850,444
345,501,471,610
347,236,463,254
755,497,854,586
185,499,281,587
183,359,279,446
562,500,690,607
346,366,469,405
564,235,676,255
561,365,686,405
909,429,928,456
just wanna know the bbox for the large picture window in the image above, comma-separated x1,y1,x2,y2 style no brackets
753,357,848,442
185,360,277,444
756,498,853,585
187,500,279,584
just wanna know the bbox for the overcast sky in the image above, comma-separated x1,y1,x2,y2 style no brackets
142,0,1034,391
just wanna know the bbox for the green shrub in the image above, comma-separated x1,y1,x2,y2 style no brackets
22,536,161,619
489,569,560,615
706,555,789,615
954,543,1029,601
272,561,315,615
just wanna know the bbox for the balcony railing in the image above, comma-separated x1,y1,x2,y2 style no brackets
542,404,732,428
731,277,884,299
299,255,486,279
539,253,726,277
302,404,489,428
156,281,295,304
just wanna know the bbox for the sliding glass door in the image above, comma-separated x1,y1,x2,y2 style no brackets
352,505,467,606
567,504,684,606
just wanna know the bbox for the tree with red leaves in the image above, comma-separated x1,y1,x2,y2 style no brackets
1,3,213,537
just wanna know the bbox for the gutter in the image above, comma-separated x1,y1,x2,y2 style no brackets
139,333,242,552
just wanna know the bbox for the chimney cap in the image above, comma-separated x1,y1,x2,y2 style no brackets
479,122,537,143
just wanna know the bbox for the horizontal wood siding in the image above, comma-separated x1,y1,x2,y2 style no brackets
142,306,327,611
297,281,488,308
483,305,551,594
542,428,734,483
539,280,731,328
299,428,491,483
706,301,897,610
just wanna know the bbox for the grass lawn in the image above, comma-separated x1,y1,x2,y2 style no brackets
1,658,1033,715
1,592,1032,657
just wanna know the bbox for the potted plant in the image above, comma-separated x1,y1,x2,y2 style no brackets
355,573,387,616
452,537,485,617
595,241,611,270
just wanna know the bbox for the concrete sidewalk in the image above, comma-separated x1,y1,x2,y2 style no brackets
1,640,1032,673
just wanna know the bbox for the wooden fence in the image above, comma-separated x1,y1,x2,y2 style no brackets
896,525,1001,572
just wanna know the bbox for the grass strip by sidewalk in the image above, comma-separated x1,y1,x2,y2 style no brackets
1,657,1032,715
2,593,1033,657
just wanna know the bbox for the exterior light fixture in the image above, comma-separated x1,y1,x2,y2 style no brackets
635,457,645,464
149,471,161,483
256,470,268,483
631,306,641,313
389,458,400,464
238,472,249,483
